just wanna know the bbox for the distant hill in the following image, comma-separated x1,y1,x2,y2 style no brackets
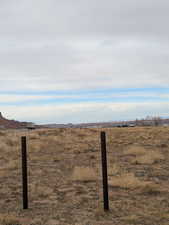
43,118,169,128
0,112,32,129
1,112,169,129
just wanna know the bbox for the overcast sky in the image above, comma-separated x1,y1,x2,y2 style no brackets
0,0,169,124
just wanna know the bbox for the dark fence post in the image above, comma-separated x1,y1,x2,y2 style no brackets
21,136,28,209
100,131,109,211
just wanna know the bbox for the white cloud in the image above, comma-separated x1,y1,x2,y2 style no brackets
1,101,169,124
0,1,169,92
0,1,169,123
0,94,74,103
0,91,169,104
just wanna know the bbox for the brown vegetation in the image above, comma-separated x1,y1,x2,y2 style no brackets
0,126,169,224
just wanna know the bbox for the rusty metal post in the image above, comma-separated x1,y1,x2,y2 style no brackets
21,136,28,209
100,131,109,211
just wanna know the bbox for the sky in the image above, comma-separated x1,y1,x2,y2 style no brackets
0,0,169,124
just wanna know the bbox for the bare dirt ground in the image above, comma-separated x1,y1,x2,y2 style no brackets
0,127,169,225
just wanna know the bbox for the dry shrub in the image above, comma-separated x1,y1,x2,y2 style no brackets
124,145,147,156
131,151,164,165
0,131,6,136
30,154,52,161
156,211,169,220
30,218,45,225
72,166,97,182
95,205,110,219
108,164,121,176
109,172,153,190
0,142,9,152
122,215,140,224
0,214,21,225
28,133,39,140
5,137,18,147
73,143,90,153
38,128,65,137
0,169,8,177
140,184,161,195
5,160,18,170
124,145,164,165
28,140,43,152
31,153,64,162
31,184,53,198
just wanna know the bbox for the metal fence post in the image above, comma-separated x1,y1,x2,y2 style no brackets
21,136,28,209
100,131,109,211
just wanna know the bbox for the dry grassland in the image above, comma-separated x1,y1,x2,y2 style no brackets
0,127,169,224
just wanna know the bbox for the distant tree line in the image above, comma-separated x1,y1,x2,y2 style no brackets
135,116,162,126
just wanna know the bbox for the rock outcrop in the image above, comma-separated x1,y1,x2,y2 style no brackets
0,112,31,129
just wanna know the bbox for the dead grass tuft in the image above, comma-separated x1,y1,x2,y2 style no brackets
72,166,97,182
108,164,121,176
124,145,147,156
28,140,43,153
122,214,140,224
5,137,18,147
0,131,6,136
28,133,39,140
5,160,18,170
0,214,21,225
131,151,164,165
109,172,155,190
31,184,53,198
140,184,161,195
0,142,9,153
124,145,164,165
